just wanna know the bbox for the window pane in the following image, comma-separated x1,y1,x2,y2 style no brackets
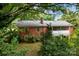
53,27,60,30
53,26,68,30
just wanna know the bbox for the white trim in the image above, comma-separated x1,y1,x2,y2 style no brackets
52,30,70,36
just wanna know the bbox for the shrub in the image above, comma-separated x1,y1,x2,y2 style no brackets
4,30,21,43
40,35,76,56
0,38,27,56
39,26,76,56
24,35,41,43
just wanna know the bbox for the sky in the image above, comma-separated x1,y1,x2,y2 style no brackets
46,4,77,21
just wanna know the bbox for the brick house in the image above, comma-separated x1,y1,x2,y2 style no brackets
16,20,73,37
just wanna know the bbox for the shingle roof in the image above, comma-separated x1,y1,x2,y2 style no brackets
50,21,73,26
16,20,73,27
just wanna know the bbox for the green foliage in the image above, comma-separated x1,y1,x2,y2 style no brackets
1,3,79,56
40,36,76,56
39,26,76,56
0,3,70,28
24,35,41,43
0,23,21,43
0,24,28,56
60,11,79,28
0,38,27,56
73,28,79,55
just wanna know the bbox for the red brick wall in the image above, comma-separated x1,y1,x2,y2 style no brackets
69,26,74,34
28,27,48,36
19,27,48,37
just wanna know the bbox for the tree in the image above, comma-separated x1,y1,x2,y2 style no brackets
0,3,69,29
60,10,79,28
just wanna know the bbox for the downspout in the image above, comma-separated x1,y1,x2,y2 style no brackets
40,17,44,36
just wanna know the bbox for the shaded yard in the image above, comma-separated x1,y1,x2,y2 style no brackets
17,42,42,56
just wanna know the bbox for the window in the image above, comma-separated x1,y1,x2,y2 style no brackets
60,27,68,30
53,27,60,30
26,28,29,32
53,26,69,30
37,27,40,31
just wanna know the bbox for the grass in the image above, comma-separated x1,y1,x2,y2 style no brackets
17,42,42,56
